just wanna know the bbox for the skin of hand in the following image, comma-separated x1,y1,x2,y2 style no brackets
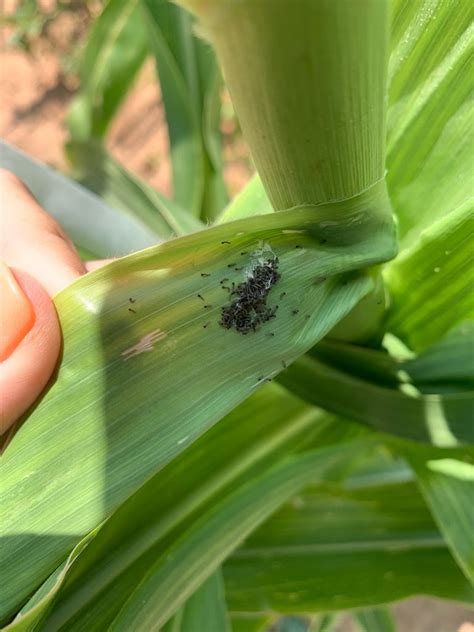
0,169,109,435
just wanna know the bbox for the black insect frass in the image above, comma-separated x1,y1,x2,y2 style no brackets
219,255,281,334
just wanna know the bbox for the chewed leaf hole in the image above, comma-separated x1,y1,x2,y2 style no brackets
219,243,281,335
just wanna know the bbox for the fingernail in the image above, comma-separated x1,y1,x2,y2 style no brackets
0,262,35,360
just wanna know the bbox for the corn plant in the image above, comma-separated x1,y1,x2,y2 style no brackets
0,0,473,630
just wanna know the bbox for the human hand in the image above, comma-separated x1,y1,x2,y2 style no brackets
0,169,107,435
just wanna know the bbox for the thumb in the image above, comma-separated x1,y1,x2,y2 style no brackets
0,265,61,434
0,170,87,434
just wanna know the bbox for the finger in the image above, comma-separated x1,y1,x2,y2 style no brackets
85,258,115,272
0,169,87,296
0,266,61,434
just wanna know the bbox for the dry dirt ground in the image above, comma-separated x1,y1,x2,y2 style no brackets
1,4,473,632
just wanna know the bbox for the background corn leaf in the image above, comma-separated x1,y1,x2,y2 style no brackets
194,25,229,220
107,444,364,631
0,141,157,257
404,447,474,585
67,0,148,140
401,322,474,388
223,469,474,613
68,140,203,238
160,570,231,632
354,607,396,632
231,615,271,632
385,201,474,352
141,0,227,219
387,0,472,246
217,175,272,224
277,332,474,445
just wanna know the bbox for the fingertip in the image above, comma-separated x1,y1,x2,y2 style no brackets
0,270,61,434
0,262,35,360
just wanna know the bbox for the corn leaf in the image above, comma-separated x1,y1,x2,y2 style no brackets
0,141,157,257
195,26,229,220
161,571,231,632
68,140,203,238
141,0,227,218
223,474,474,612
277,334,474,446
401,322,474,388
107,444,363,631
2,531,97,632
2,383,317,625
387,0,472,246
404,447,474,585
217,175,272,224
231,615,270,632
385,201,474,351
67,0,148,140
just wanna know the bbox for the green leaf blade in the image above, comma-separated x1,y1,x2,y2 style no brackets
224,474,474,612
385,201,474,352
406,449,474,585
68,0,148,140
387,0,473,243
